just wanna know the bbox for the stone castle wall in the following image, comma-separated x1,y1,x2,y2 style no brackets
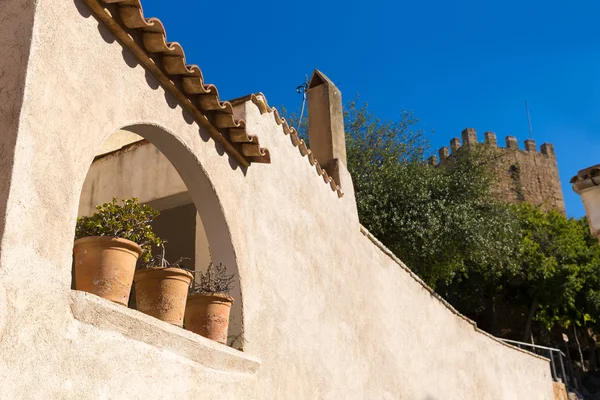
429,128,566,214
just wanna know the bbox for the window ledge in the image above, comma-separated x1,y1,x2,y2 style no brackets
69,291,260,374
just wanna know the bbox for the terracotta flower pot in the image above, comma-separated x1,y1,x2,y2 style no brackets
134,267,193,327
73,236,143,306
185,294,234,344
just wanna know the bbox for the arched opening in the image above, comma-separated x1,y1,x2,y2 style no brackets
75,124,244,349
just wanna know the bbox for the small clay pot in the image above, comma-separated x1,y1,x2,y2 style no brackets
134,267,193,327
185,294,234,344
73,236,142,306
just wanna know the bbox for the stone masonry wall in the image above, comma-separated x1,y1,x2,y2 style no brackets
429,128,565,214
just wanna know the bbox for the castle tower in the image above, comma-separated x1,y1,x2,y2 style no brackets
429,128,565,214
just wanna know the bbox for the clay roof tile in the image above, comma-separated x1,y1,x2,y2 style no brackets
83,0,343,196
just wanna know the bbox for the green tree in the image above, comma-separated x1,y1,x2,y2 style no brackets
283,97,600,370
511,208,600,366
283,99,520,286
508,204,593,341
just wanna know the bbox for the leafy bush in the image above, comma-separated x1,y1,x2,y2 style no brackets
190,263,235,295
75,198,162,262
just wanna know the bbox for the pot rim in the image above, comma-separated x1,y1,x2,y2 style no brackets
187,293,234,303
134,267,194,283
73,236,143,256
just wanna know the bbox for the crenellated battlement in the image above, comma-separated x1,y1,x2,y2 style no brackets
428,127,564,214
429,128,556,166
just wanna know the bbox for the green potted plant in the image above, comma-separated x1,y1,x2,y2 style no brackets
73,198,161,306
185,263,235,344
134,244,193,327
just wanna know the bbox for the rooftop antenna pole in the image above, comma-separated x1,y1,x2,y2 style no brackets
295,74,309,133
525,100,534,139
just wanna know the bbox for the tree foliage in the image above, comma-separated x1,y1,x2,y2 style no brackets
285,98,521,285
512,205,600,334
282,96,600,357
344,101,521,286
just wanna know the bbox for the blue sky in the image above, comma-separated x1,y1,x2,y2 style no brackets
141,0,600,217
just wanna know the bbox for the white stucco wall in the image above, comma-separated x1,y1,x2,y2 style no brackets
78,139,191,217
0,1,554,399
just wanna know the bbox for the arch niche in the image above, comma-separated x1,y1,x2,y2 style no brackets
0,0,253,352
76,123,245,347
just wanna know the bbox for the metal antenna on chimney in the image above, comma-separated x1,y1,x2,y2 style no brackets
295,74,309,133
525,100,534,139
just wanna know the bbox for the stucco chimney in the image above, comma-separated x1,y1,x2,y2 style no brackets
307,69,347,170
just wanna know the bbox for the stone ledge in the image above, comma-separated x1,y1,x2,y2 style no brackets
69,291,260,374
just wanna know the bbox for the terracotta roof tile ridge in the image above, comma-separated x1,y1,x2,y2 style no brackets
83,0,270,165
247,93,343,198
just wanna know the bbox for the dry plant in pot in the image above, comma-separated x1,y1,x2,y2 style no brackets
73,198,161,305
134,244,193,327
185,263,235,344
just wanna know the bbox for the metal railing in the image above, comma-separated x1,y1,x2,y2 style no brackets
499,338,578,391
